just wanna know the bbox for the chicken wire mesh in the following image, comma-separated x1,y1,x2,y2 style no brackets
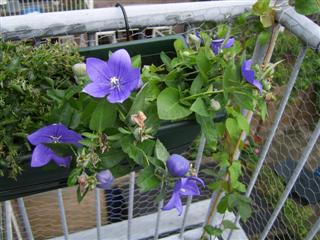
0,2,320,240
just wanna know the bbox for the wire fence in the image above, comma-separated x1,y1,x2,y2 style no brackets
0,1,320,240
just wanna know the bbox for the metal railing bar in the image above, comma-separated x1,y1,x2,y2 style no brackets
17,198,34,240
95,188,102,240
4,201,12,240
57,189,69,240
304,217,320,240
153,199,164,240
259,120,320,240
127,171,135,240
179,133,206,238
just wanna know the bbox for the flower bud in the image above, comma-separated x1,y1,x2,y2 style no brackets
166,154,190,177
72,63,87,77
210,99,221,111
96,170,114,190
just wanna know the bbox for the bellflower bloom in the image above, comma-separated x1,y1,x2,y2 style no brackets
162,176,205,215
241,59,263,93
96,170,114,189
27,124,82,167
166,154,190,177
211,37,235,55
83,49,141,103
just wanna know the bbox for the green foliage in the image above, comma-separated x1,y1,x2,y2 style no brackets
0,40,83,177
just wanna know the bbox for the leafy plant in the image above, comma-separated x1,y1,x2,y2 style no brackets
0,40,83,177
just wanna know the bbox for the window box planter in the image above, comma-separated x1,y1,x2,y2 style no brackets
0,35,214,201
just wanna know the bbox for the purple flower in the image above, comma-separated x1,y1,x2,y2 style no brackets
241,59,263,93
162,176,205,215
166,154,190,177
211,37,235,55
96,170,114,189
27,124,82,167
83,49,141,103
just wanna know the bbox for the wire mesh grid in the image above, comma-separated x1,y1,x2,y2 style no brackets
1,2,320,240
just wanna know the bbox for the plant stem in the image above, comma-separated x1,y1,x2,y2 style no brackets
182,90,223,101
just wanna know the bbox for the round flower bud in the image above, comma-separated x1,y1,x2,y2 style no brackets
72,63,87,77
166,154,190,177
210,99,221,111
96,170,114,189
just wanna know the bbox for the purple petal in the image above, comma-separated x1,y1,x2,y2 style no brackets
108,49,132,78
86,58,112,83
120,68,141,92
224,37,235,48
162,192,183,215
96,170,114,189
31,144,52,167
51,154,72,167
106,87,132,103
83,82,111,98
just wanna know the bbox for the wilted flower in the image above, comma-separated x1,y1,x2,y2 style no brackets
211,37,235,55
131,111,147,129
27,124,82,167
162,176,205,215
166,154,190,177
96,170,114,189
241,59,263,93
83,49,141,103
210,99,221,111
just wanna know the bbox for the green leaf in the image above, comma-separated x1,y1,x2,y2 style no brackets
45,143,77,157
67,168,82,186
295,0,320,15
100,149,127,169
155,139,170,162
196,114,217,147
222,220,239,230
89,100,117,132
190,74,203,94
157,88,192,120
204,225,223,237
236,114,250,134
196,47,211,77
252,0,270,15
136,166,161,192
226,118,240,139
131,55,141,68
260,9,275,28
160,51,172,70
190,98,210,117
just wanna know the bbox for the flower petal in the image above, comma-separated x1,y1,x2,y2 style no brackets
108,49,132,78
106,87,132,103
51,154,72,167
27,126,55,145
162,192,183,215
31,144,52,167
86,58,112,83
224,37,235,48
83,82,111,98
120,68,141,92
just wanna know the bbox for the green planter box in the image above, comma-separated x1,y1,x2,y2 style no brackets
0,35,203,201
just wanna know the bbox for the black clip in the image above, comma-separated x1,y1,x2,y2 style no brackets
115,3,130,41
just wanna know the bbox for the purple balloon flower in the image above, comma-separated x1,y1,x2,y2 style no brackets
211,37,235,55
83,49,141,103
162,176,205,215
241,59,263,93
166,154,190,177
27,124,82,167
96,170,114,189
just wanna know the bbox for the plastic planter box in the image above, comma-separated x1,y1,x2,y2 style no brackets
0,35,203,201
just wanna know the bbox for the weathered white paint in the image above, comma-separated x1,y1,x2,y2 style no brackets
49,199,247,240
1,1,254,40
